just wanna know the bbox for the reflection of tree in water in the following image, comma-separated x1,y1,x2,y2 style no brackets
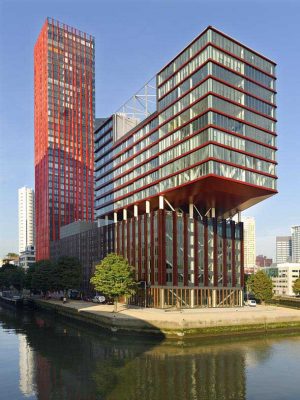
0,306,279,400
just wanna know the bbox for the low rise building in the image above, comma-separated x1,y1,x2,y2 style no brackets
264,263,300,296
256,255,272,268
50,222,114,292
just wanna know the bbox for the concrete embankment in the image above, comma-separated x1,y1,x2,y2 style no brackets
31,299,300,339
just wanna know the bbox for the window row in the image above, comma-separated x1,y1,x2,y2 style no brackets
96,160,276,215
211,112,275,146
158,64,209,110
158,48,210,98
211,30,275,75
211,96,275,132
95,131,113,151
211,80,275,118
158,77,275,129
157,31,209,84
158,45,275,102
95,107,275,186
159,80,210,123
210,128,275,161
157,28,274,86
97,141,275,206
211,64,275,104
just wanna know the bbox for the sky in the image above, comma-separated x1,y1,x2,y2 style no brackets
0,0,300,258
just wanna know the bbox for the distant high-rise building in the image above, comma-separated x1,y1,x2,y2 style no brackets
242,217,256,273
18,187,35,254
276,236,292,263
34,18,95,260
291,225,300,263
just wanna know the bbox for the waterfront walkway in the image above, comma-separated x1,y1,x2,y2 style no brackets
34,299,300,338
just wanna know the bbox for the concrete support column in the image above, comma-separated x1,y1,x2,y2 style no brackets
145,200,150,214
212,289,217,307
159,195,164,210
105,215,109,226
240,290,244,307
160,288,165,309
114,212,118,223
189,201,194,219
238,211,241,223
134,205,138,218
190,289,195,308
123,209,127,221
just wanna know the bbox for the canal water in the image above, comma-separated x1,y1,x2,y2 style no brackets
0,305,299,400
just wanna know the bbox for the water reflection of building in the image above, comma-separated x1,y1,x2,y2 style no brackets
98,348,246,400
18,335,36,397
12,310,276,400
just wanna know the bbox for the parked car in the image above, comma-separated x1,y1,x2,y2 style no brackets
92,295,106,304
68,289,80,300
247,299,257,307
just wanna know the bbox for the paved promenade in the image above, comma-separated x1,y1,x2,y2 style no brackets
35,299,300,338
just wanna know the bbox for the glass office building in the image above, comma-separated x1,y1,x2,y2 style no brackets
34,18,95,260
94,26,277,307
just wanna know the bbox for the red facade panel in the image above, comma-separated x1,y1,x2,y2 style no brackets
34,19,94,260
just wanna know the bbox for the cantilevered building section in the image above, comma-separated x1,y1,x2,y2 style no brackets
94,26,277,308
34,18,95,260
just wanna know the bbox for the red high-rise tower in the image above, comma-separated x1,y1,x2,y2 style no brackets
34,18,95,260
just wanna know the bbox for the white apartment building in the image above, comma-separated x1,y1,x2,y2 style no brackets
276,236,292,263
242,216,256,273
18,187,35,254
19,245,35,270
291,225,300,263
272,263,300,296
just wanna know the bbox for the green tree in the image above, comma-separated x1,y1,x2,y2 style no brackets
245,274,255,294
56,256,82,292
6,252,18,258
292,278,300,296
25,263,37,291
251,271,273,304
0,264,25,291
90,254,137,312
30,260,56,294
10,267,25,291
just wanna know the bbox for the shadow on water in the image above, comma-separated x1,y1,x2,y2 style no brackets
0,304,299,400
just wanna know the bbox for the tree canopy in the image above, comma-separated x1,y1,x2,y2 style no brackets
249,271,273,304
26,256,82,293
6,252,18,258
0,264,25,291
245,274,255,293
90,253,137,311
292,278,300,296
56,256,82,291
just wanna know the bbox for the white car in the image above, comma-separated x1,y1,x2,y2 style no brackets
92,295,106,304
247,299,257,307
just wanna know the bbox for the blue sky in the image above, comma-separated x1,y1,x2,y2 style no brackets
0,0,299,258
